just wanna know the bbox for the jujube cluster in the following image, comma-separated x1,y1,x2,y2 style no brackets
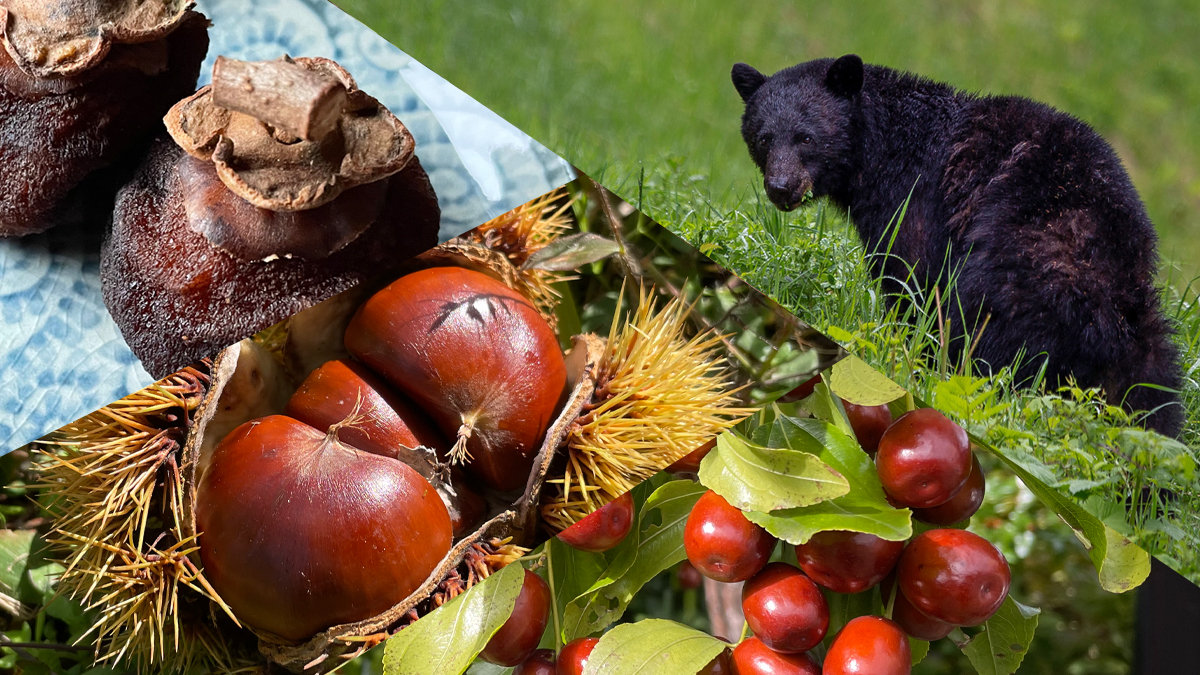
671,400,1008,674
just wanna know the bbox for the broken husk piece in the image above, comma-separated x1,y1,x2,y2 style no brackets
165,55,414,214
0,0,193,79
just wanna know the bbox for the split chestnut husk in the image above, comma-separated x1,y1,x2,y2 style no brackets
37,195,755,672
0,4,209,237
101,55,440,379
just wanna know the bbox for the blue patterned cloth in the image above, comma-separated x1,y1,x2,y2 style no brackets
0,0,573,452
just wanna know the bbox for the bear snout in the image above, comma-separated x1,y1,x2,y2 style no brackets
765,174,811,211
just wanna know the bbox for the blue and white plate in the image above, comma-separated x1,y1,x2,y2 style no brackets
0,0,573,452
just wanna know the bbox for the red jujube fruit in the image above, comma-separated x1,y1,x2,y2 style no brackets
557,492,635,552
345,266,567,491
875,408,971,508
480,569,552,666
896,529,1010,626
880,573,955,641
730,637,820,675
795,530,904,594
822,616,911,675
194,415,453,641
513,650,557,675
912,454,986,525
557,637,600,675
741,562,829,653
841,399,893,456
684,490,777,583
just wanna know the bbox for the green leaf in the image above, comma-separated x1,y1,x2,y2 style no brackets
583,619,727,675
523,232,621,271
562,481,706,641
954,596,1040,675
909,637,930,666
742,415,912,544
799,382,857,440
745,496,913,545
0,529,63,608
698,432,849,513
383,561,526,675
828,355,907,406
979,438,1151,592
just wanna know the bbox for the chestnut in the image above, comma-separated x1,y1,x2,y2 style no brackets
345,266,567,491
0,3,209,237
285,358,448,460
194,415,453,641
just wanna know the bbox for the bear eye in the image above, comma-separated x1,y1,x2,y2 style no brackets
795,133,813,145
757,134,772,150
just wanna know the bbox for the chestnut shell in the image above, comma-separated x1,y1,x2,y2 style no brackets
0,11,209,237
102,138,440,378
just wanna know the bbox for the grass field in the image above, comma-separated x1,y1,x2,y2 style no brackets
333,0,1200,289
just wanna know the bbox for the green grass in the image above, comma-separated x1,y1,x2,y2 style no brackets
334,0,1200,289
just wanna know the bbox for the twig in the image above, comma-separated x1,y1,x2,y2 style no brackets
212,56,347,142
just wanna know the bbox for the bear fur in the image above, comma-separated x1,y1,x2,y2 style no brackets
733,55,1184,437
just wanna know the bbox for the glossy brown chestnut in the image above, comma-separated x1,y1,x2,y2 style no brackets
896,529,1010,626
480,569,552,667
194,415,453,641
841,399,893,456
822,616,911,675
741,562,829,653
875,408,971,508
557,492,635,552
729,636,820,675
795,530,904,594
557,637,600,675
912,454,985,525
285,358,448,459
684,490,777,583
513,649,557,675
344,266,567,491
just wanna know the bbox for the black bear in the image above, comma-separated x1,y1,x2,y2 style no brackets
732,55,1184,437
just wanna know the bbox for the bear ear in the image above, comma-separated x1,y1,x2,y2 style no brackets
825,54,864,98
732,63,767,103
